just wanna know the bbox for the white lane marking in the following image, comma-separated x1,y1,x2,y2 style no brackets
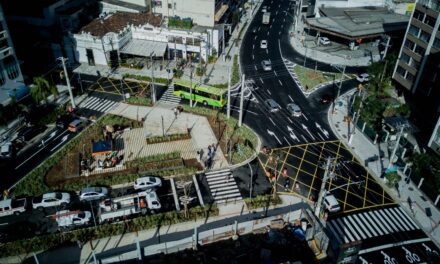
270,24,272,29
283,18,286,22
276,11,278,15
253,44,255,49
254,65,258,71
15,130,69,169
287,117,293,123
268,117,276,126
279,31,282,35
358,238,431,254
266,49,268,54
288,95,294,102
230,107,259,116
302,114,308,121
252,54,255,60
301,135,307,141
267,89,272,95
254,35,257,40
278,80,283,86
50,135,69,152
273,18,276,23
258,26,260,31
259,77,264,84
274,71,278,77
267,31,269,36
283,136,290,145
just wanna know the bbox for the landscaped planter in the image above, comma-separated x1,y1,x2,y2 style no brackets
146,132,191,144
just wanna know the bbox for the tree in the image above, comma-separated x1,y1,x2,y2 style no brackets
31,76,58,104
385,172,401,188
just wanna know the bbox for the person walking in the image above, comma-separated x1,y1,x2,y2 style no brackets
199,148,204,161
174,107,178,119
208,145,212,157
211,143,217,158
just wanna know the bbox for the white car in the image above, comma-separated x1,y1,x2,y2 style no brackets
356,73,370,83
323,193,340,213
261,60,272,71
79,187,109,202
318,37,331,46
260,40,268,49
264,99,281,113
286,103,302,117
55,210,92,229
261,6,267,13
32,192,71,210
134,176,162,190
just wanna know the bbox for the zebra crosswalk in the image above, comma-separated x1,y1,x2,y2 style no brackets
327,206,419,244
204,169,242,204
79,96,120,113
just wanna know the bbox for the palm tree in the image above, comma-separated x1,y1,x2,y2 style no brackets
30,76,58,104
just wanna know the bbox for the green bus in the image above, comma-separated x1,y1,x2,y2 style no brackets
173,79,227,107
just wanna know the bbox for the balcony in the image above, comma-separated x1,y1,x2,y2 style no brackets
418,0,440,12
0,47,12,60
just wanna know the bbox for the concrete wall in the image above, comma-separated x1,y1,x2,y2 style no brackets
153,0,215,27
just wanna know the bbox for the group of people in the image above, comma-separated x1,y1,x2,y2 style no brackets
197,143,218,170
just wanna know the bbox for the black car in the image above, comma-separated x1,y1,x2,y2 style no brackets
17,125,46,142
56,114,73,129
319,94,333,104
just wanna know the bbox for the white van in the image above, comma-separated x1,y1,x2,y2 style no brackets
0,198,27,217
323,193,341,213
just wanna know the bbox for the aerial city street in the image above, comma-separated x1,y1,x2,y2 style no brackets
0,0,440,263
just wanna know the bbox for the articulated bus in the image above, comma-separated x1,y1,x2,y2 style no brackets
172,79,227,107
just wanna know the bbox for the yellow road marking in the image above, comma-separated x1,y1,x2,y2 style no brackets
308,143,324,199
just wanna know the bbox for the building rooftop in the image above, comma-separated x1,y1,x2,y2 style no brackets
306,6,410,40
78,12,162,37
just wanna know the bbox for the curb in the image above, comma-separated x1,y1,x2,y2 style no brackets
228,123,263,170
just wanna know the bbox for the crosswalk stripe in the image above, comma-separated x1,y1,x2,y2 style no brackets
209,181,237,188
214,192,241,199
336,218,355,242
205,171,232,179
397,207,418,229
393,207,416,230
347,215,366,239
204,169,241,204
342,217,361,241
389,207,411,231
365,211,384,235
210,185,239,192
353,214,374,238
100,101,118,112
82,97,100,108
378,210,400,233
94,100,114,112
327,222,343,244
384,208,405,231
372,210,393,234
205,169,231,175
212,189,240,196
332,220,349,244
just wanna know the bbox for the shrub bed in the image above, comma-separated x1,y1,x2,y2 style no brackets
146,132,191,144
122,73,170,85
126,96,152,106
243,195,282,210
231,55,240,85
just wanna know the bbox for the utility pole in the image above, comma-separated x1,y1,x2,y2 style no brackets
315,158,333,217
382,35,391,60
248,162,254,199
238,74,245,127
58,57,76,108
150,52,156,104
222,25,226,62
388,125,406,169
380,59,388,83
190,65,194,107
352,88,366,135
120,77,125,102
227,67,231,119
337,64,346,99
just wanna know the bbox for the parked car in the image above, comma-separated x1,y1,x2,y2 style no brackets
0,198,27,217
319,94,333,104
68,119,84,132
356,73,370,83
32,192,71,210
318,37,331,46
286,103,302,117
260,40,268,49
261,60,272,71
134,176,162,191
56,114,73,129
0,142,14,159
264,99,281,113
55,210,92,229
323,193,341,213
79,187,109,202
17,125,45,142
261,6,267,13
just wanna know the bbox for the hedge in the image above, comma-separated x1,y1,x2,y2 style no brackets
243,195,282,210
126,96,152,106
168,17,193,29
231,55,240,85
146,133,191,144
122,73,170,85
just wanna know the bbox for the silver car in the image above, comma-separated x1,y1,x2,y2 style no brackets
264,99,281,113
79,187,109,202
261,60,272,71
286,103,302,117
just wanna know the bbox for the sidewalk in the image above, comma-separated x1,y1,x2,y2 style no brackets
328,89,440,247
288,14,381,67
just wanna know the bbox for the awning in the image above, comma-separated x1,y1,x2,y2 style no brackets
215,5,229,22
120,39,167,57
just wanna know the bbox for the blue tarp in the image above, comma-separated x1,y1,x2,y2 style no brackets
92,140,112,155
8,85,30,101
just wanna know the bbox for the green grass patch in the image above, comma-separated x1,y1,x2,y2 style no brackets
0,204,218,258
126,96,152,106
122,73,170,85
231,55,240,85
293,65,343,90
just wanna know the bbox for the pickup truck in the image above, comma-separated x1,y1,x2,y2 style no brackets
98,191,161,223
0,198,27,217
54,210,92,229
32,192,71,210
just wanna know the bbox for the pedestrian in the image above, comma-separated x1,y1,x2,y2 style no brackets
208,145,212,157
211,143,217,158
207,157,212,170
199,148,204,161
174,107,178,118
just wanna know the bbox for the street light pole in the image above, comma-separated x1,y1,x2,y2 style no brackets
388,125,406,169
190,65,194,107
238,74,245,127
58,57,76,108
150,52,156,104
315,158,332,217
227,67,231,119
248,162,254,199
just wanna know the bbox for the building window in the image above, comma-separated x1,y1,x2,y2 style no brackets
420,30,430,42
401,53,411,64
396,66,406,77
406,72,414,82
410,59,420,69
168,3,172,8
433,38,440,49
413,10,424,21
0,70,4,86
154,1,162,8
4,57,19,80
415,45,425,56
408,25,420,37
425,15,436,27
404,39,415,50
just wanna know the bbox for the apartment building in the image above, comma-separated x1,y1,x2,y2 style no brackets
0,3,25,106
392,0,440,152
